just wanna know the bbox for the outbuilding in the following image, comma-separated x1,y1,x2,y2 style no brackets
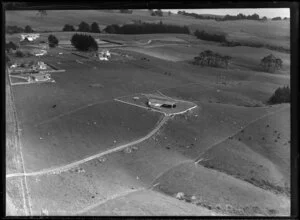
147,98,176,108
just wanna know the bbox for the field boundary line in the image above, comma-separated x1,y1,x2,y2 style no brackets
148,104,289,188
194,104,289,163
74,188,145,215
6,68,32,215
7,116,169,178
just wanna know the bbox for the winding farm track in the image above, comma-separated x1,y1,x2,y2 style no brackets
6,114,170,178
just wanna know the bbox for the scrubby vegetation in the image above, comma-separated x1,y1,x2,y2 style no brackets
48,34,59,48
104,22,189,34
71,33,98,51
268,86,290,104
6,41,18,52
194,30,227,43
6,25,24,34
260,54,283,73
193,50,232,68
62,24,75,31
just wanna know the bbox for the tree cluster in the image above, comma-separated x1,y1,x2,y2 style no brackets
62,22,101,33
62,24,76,31
272,17,282,20
178,11,266,21
194,30,227,43
260,54,283,73
6,25,34,34
193,50,232,68
268,86,290,104
151,9,163,16
71,33,98,51
48,34,59,48
104,22,189,34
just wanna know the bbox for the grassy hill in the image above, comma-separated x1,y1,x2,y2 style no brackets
6,10,290,51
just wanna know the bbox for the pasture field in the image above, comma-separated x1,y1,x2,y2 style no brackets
155,162,290,216
6,9,290,216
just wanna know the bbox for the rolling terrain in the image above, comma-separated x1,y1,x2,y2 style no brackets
6,10,290,216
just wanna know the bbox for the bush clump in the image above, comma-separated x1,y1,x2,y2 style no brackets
104,22,189,34
260,54,283,73
90,22,101,33
71,33,98,51
193,50,231,68
6,41,18,52
78,21,90,32
62,24,75,31
268,86,290,104
194,30,227,43
6,25,24,34
48,34,59,48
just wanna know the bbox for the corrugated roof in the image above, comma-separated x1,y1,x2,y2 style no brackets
148,98,176,105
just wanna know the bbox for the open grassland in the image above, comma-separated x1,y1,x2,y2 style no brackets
20,101,162,172
198,105,290,196
155,162,290,216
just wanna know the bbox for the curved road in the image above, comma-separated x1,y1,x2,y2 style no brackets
6,115,169,178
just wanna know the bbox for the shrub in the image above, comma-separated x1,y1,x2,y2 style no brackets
15,50,25,57
268,86,290,104
6,41,18,52
78,21,90,32
90,22,101,33
24,25,34,33
62,24,75,31
71,33,98,51
193,50,232,68
194,30,227,43
48,34,59,48
260,54,283,73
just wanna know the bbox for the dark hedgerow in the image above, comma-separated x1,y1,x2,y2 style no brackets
71,33,98,51
104,22,189,34
268,86,290,104
194,30,227,43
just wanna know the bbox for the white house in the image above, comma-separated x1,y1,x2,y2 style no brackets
20,33,40,42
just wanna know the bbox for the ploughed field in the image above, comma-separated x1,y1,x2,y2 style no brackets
6,14,290,216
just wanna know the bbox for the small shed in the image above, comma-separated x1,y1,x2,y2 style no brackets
147,98,176,108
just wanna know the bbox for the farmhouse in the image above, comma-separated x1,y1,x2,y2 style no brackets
147,98,177,108
20,33,40,42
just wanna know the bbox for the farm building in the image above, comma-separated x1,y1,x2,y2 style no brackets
28,73,51,82
98,50,111,61
20,33,40,42
147,98,177,108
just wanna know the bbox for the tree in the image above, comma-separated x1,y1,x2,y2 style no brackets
261,16,268,21
272,16,282,20
24,25,34,33
78,21,90,32
71,33,98,51
168,11,172,16
91,22,101,33
48,34,59,48
62,24,75,31
268,86,290,104
260,54,283,73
